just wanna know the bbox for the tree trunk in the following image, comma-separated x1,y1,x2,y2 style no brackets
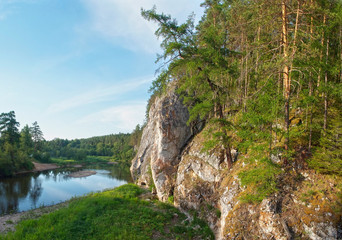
324,38,329,135
244,42,248,112
317,15,326,90
340,26,342,83
240,32,245,107
256,26,261,91
289,0,300,84
225,143,233,169
308,0,314,152
282,0,290,155
309,78,313,152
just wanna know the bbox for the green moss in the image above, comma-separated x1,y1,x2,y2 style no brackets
168,195,174,204
147,164,156,192
215,209,221,218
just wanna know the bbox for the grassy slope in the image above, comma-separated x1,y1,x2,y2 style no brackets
1,184,214,240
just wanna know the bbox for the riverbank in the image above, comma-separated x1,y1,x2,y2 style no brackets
32,162,60,171
0,184,214,239
16,162,60,175
0,202,69,234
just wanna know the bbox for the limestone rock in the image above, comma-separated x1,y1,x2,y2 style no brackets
131,87,342,239
130,89,192,201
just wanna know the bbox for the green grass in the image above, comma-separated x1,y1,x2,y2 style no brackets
51,156,113,166
0,184,214,240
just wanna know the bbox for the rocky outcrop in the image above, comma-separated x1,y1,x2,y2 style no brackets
130,89,192,201
174,132,241,239
131,88,342,239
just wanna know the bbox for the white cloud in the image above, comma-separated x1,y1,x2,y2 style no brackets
78,101,146,132
47,76,152,114
80,0,203,53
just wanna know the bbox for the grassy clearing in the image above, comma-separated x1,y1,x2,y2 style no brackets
0,184,214,240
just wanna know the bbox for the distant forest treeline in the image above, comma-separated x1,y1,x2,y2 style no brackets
0,111,143,177
45,132,138,162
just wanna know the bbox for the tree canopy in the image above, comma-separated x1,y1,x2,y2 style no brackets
144,0,342,180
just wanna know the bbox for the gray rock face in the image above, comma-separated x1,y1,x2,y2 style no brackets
131,87,342,240
130,89,192,201
174,136,241,240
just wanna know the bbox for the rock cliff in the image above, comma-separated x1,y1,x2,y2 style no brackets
130,89,192,201
131,89,342,239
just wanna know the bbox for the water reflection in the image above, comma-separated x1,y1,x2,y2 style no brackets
0,164,131,215
29,176,43,209
0,173,32,214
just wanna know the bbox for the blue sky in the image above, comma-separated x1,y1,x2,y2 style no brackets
0,0,203,140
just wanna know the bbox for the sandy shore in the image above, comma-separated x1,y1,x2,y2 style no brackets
0,202,69,234
16,162,60,175
32,162,60,172
67,170,96,178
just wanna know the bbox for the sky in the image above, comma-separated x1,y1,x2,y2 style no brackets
0,0,204,140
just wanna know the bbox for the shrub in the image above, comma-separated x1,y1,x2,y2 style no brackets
239,158,281,203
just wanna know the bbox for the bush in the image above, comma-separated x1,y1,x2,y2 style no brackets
239,158,281,203
309,114,342,176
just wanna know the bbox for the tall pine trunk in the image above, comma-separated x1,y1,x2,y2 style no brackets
324,38,329,135
282,0,290,155
308,0,314,152
317,15,326,90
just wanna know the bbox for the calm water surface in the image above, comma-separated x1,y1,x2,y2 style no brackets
0,164,132,215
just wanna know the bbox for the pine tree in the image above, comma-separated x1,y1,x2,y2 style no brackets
20,125,33,153
309,108,342,175
143,0,342,174
0,111,20,146
31,121,44,152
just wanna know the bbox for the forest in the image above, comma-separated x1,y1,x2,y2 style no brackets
143,0,342,198
44,127,142,165
0,111,143,177
0,111,42,177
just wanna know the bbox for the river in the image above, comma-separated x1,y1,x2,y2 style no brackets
0,164,132,215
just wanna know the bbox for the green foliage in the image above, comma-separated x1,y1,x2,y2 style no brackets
0,112,36,177
168,195,174,204
130,124,144,149
239,158,281,203
215,209,221,218
31,121,44,152
0,184,214,240
202,119,232,152
141,6,196,96
45,133,136,166
0,111,143,176
20,125,33,154
147,165,156,192
141,0,342,204
0,111,20,145
309,109,342,176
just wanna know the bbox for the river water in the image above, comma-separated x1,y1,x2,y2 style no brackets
0,164,132,215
